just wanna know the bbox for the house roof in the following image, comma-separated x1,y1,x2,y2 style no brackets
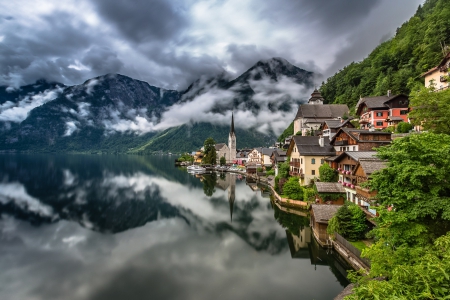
310,204,342,223
215,143,227,151
359,159,387,175
315,182,345,193
291,136,335,156
355,94,408,115
271,149,286,157
343,151,377,161
330,128,392,144
295,104,349,120
308,89,325,103
324,119,354,129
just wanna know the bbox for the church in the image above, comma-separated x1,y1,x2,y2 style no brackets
215,112,237,164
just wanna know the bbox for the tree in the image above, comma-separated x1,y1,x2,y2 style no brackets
202,173,217,197
282,177,303,200
319,163,338,182
395,121,413,133
219,156,226,166
202,137,217,164
409,85,450,133
278,158,290,179
346,133,450,298
327,202,367,241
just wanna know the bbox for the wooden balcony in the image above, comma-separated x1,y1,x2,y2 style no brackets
355,186,377,200
289,171,304,178
335,140,348,146
290,161,300,167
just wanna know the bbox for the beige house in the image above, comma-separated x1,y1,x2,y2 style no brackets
422,52,450,91
286,136,336,186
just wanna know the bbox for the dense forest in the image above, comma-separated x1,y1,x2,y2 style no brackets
320,0,450,113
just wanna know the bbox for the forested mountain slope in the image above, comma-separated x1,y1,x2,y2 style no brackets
320,0,450,112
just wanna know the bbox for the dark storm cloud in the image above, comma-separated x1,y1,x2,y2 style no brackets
93,0,189,44
82,46,124,75
258,0,382,34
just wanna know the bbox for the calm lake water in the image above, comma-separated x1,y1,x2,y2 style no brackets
0,154,350,300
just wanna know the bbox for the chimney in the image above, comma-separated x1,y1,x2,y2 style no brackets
387,90,391,97
319,136,324,147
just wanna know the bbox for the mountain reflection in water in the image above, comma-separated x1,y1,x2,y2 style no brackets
0,154,349,300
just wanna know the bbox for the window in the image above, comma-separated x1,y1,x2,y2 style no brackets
400,110,408,115
320,159,324,164
312,170,315,175
311,158,315,164
376,121,383,126
376,112,383,117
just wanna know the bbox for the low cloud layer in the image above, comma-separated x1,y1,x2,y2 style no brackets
0,0,423,90
0,86,64,122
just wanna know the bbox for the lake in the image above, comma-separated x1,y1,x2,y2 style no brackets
0,154,350,300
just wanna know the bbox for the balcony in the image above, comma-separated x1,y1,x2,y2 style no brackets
290,161,300,167
335,140,348,146
289,171,299,176
355,186,377,200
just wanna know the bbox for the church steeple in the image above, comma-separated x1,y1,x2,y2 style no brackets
230,111,235,134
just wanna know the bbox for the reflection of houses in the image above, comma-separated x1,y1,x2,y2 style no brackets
287,136,336,186
314,182,346,205
286,227,311,259
293,89,350,136
310,204,341,246
356,92,410,130
330,128,391,155
422,52,450,91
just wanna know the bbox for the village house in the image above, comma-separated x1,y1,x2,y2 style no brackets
270,149,287,176
310,204,342,246
353,158,387,214
329,128,391,155
325,151,377,202
260,148,276,167
314,182,346,205
235,150,248,165
422,52,450,91
322,119,355,139
247,148,261,164
193,149,203,164
356,91,410,130
293,89,350,136
287,136,336,186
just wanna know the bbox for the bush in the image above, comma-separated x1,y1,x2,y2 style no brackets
396,121,413,133
266,170,275,176
327,202,367,241
282,177,304,200
319,163,337,182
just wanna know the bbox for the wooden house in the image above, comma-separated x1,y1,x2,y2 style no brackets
310,204,341,247
314,182,346,205
353,158,387,209
322,119,355,140
329,128,391,155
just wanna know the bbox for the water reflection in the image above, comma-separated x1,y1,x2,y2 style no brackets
0,154,349,300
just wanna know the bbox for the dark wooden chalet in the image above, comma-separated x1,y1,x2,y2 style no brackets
310,204,341,246
330,128,391,155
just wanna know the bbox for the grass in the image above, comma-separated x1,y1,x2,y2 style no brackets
350,240,368,251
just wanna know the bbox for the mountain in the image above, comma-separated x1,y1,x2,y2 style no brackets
0,58,314,153
320,0,450,111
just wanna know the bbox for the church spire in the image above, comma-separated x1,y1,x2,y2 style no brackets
230,111,235,134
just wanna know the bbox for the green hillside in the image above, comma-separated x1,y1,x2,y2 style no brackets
320,0,450,111
129,122,275,154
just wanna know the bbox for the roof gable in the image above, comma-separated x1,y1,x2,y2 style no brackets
295,104,349,120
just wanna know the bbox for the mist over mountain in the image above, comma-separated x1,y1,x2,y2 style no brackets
0,58,314,153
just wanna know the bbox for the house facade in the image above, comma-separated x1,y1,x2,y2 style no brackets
293,89,349,135
422,52,450,91
356,92,410,130
287,136,335,186
310,204,341,246
329,128,391,155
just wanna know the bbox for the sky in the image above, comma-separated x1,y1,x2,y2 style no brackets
0,0,424,90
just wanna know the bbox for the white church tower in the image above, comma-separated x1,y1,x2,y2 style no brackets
228,112,237,163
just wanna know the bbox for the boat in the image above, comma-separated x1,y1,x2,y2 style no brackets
187,165,206,173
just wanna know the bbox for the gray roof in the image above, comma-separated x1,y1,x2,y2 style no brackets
386,116,404,121
215,143,227,151
315,182,345,193
355,94,408,114
292,136,329,146
344,151,377,161
295,104,349,120
311,204,342,223
359,159,387,175
298,144,336,156
261,147,276,156
324,119,354,129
